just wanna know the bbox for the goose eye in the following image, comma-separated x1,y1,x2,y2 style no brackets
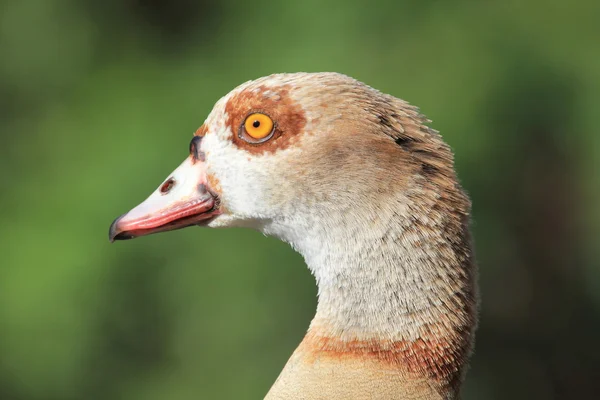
242,113,275,142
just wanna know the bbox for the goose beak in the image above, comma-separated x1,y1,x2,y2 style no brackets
109,156,220,242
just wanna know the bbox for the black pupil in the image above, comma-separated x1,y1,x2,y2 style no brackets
252,120,260,128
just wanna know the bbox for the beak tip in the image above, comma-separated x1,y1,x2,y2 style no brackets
108,214,126,242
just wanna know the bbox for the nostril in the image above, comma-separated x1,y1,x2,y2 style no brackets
160,178,176,194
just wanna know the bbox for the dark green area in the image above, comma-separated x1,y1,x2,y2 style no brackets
1,0,599,399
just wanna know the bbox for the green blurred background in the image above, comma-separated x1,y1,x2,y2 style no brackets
1,0,599,399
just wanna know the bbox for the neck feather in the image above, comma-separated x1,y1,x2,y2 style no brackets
266,184,477,398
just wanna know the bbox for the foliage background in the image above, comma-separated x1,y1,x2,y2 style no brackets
1,0,599,399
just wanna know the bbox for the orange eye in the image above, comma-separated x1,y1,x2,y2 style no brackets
243,113,274,141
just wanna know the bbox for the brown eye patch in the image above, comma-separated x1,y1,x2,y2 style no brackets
224,85,307,154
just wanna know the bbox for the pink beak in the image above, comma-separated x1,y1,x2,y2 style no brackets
109,156,220,241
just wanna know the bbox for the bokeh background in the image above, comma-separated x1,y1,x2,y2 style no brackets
1,0,599,399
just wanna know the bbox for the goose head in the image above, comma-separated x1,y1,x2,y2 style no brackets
109,72,477,399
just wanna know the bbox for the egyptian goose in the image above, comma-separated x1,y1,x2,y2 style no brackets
109,72,478,399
